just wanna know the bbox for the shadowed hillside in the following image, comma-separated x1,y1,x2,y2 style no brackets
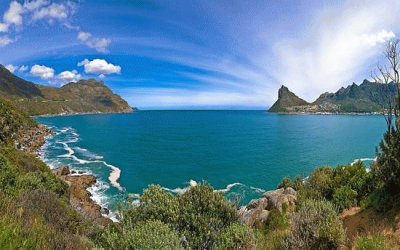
0,65,133,116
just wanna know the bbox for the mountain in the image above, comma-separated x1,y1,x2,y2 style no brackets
268,80,398,113
268,85,309,112
0,65,133,115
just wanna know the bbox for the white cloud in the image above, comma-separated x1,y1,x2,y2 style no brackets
77,31,91,41
0,36,13,46
5,64,17,73
57,70,81,83
359,29,395,46
24,0,50,12
78,59,121,75
4,1,23,26
271,0,400,101
77,31,111,52
0,23,8,33
18,65,29,72
30,64,54,79
32,3,73,21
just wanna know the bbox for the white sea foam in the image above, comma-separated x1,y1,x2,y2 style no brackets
39,125,123,222
216,182,243,192
351,157,376,166
250,186,265,193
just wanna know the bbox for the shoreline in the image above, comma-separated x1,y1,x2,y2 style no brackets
29,123,115,225
270,111,384,115
32,109,134,118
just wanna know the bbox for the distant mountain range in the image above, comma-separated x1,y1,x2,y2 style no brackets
269,80,398,113
0,65,133,115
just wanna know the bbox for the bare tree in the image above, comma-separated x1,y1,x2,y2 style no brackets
372,39,400,135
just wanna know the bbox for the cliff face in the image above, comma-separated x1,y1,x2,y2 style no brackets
0,65,133,115
269,80,398,113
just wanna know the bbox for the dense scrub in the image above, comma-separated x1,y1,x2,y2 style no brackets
97,184,255,249
0,98,35,143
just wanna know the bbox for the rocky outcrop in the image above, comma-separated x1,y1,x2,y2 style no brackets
239,187,297,228
53,166,111,227
268,86,309,112
15,124,52,153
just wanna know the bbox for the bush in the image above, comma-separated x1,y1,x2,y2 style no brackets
293,162,372,208
265,209,289,232
333,185,357,211
373,121,400,194
99,220,182,250
177,183,239,249
278,176,303,191
98,183,239,249
360,189,391,212
286,199,345,250
355,234,388,250
215,223,256,250
122,184,180,226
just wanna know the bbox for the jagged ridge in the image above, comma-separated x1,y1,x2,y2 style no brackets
269,80,398,113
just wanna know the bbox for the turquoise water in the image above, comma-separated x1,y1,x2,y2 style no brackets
37,111,386,211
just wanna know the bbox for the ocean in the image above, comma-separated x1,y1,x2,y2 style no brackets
36,111,386,213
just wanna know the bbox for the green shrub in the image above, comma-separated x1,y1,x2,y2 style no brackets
286,199,345,250
122,184,180,226
98,183,239,249
333,185,357,211
99,220,182,250
373,121,400,194
177,183,239,249
355,234,388,250
0,217,44,250
215,223,256,250
265,209,289,232
278,176,303,191
303,167,334,200
360,189,391,212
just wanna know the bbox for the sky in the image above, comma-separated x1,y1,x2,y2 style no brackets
0,0,399,109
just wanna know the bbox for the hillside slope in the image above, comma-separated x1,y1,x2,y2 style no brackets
0,65,133,115
269,80,397,113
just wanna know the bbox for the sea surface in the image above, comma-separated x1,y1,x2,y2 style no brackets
36,111,386,213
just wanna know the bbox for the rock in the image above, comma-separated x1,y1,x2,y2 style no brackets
263,187,297,212
240,207,271,228
53,166,70,176
14,124,53,154
283,187,297,196
61,174,112,226
101,207,110,215
246,197,268,210
240,187,298,227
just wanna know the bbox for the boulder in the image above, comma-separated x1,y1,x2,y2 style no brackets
263,187,297,212
53,166,70,177
240,187,298,227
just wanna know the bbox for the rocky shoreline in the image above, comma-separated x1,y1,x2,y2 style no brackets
15,124,53,153
53,166,112,226
20,123,112,227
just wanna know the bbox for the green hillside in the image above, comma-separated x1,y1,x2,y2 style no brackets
269,80,398,113
0,65,133,116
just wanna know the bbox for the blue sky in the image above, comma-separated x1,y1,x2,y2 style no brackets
0,0,399,109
